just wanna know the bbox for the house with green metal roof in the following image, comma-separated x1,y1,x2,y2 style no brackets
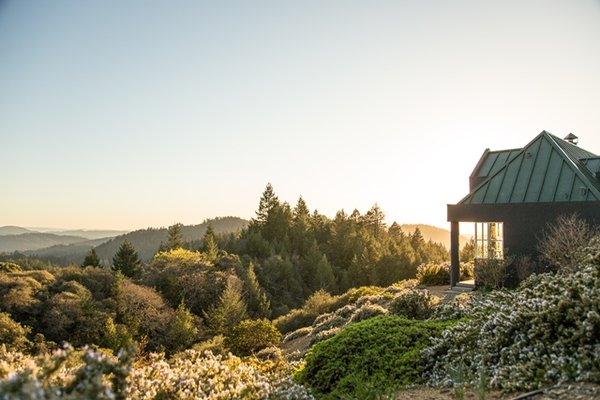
447,130,600,287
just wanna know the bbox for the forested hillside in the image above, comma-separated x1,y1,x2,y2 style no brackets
23,217,248,265
231,184,449,315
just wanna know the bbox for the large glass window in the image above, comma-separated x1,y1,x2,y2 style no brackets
474,222,503,259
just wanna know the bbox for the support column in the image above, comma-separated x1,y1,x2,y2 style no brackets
450,221,460,287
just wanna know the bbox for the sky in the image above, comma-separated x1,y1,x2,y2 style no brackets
1,1,600,231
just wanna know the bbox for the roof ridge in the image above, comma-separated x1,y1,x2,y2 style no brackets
459,131,600,204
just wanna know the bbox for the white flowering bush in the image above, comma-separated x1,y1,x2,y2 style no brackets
0,345,313,399
424,257,600,391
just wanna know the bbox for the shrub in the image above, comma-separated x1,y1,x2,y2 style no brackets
296,315,455,399
0,345,314,400
282,326,312,343
274,290,342,334
424,257,600,391
474,258,507,289
225,319,281,356
537,214,596,272
347,303,388,324
416,263,449,285
389,288,439,319
0,312,30,351
0,262,21,273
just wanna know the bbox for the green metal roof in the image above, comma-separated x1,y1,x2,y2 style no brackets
459,131,600,205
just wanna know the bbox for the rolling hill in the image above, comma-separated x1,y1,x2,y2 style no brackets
25,217,249,265
0,232,89,253
400,224,472,249
0,226,33,236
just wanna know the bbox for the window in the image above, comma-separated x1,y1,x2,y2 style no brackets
474,222,503,259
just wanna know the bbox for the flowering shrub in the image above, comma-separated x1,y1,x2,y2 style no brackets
347,303,388,324
282,327,312,344
0,345,313,399
389,287,439,320
424,259,600,391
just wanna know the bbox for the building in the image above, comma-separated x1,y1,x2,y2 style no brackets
447,130,600,287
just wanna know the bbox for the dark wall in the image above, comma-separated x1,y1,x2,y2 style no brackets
448,202,600,258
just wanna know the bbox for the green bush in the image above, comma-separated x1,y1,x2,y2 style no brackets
416,262,449,285
296,315,456,399
0,262,21,273
274,290,342,334
0,312,30,351
225,319,281,356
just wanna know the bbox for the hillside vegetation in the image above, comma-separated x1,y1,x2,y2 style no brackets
1,190,598,398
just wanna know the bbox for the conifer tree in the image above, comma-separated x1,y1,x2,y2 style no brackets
242,263,271,318
203,276,247,335
82,247,100,268
202,224,219,261
112,240,141,278
166,301,199,353
255,183,279,227
163,223,185,251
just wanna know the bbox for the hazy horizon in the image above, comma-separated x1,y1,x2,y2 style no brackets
2,1,599,232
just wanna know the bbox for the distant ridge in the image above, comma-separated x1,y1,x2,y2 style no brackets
24,217,248,265
0,232,88,253
400,224,471,250
0,226,33,236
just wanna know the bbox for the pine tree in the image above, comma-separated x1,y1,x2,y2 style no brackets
112,240,141,278
242,263,271,318
255,183,279,227
162,223,185,251
202,224,219,261
203,276,248,335
82,247,100,268
166,301,199,353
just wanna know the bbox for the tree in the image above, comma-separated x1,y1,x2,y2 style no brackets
112,240,141,278
82,248,100,268
162,223,185,251
165,301,199,353
254,183,279,227
224,319,281,356
202,224,219,261
460,238,474,262
203,276,248,335
240,263,271,318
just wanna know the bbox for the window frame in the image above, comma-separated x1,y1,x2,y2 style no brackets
474,222,504,260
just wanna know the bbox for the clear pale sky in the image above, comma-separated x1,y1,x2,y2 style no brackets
1,1,600,231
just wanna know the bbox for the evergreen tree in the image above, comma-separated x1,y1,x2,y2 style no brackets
165,301,199,353
241,263,271,318
162,222,185,251
410,227,425,250
82,248,100,268
202,224,219,260
363,204,386,239
255,183,279,227
203,276,248,335
111,240,141,278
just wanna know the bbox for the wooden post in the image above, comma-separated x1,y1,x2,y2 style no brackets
450,221,460,287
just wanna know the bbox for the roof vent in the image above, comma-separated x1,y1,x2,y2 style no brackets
596,169,600,181
564,133,579,145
